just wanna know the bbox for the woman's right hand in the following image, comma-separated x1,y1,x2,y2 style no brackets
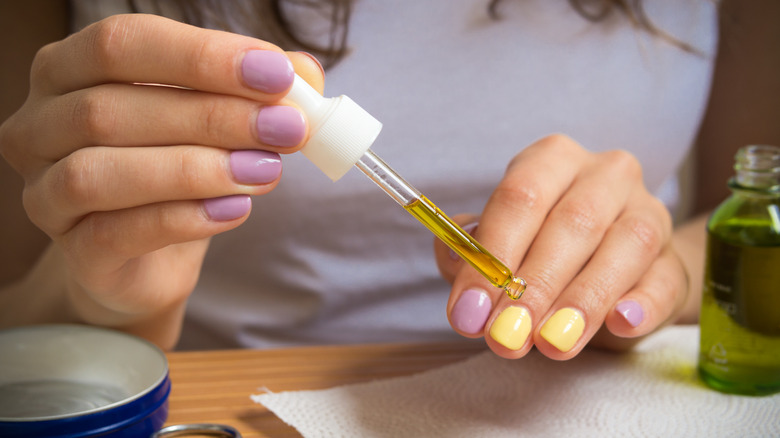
0,14,323,348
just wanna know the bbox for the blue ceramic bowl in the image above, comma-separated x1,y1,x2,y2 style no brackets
0,325,169,438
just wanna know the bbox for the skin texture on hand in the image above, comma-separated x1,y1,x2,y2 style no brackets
0,0,778,355
437,135,688,360
0,13,324,349
434,0,780,360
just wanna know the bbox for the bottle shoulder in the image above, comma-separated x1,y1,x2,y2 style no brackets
708,194,780,246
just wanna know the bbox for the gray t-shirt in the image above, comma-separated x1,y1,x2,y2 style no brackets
71,0,718,350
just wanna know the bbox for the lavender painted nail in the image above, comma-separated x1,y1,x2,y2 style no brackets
242,50,294,94
230,150,281,184
451,289,492,334
616,300,644,328
256,105,306,147
203,195,251,221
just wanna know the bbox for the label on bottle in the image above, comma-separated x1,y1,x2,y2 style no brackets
706,233,780,335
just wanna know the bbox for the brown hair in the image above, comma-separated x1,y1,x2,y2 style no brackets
129,0,696,69
127,0,352,68
561,0,698,53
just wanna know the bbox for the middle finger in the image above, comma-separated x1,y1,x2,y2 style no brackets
28,83,305,166
482,151,641,357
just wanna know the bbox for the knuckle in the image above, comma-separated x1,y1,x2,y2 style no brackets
601,149,642,180
187,36,224,85
533,133,582,156
55,149,101,207
87,16,132,74
490,180,544,215
149,206,183,242
71,89,119,143
622,214,664,255
29,42,60,90
542,133,577,148
555,197,603,237
176,148,206,194
154,207,180,238
199,99,228,144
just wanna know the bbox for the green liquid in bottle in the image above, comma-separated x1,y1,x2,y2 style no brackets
698,145,780,396
699,226,780,395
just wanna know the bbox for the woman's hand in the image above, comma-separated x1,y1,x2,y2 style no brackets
436,134,689,359
0,14,324,348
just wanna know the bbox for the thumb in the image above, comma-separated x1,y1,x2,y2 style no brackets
287,51,325,94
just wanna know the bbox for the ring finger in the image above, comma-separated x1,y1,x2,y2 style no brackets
529,194,671,359
24,144,282,235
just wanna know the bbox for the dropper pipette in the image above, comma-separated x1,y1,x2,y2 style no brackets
287,76,526,300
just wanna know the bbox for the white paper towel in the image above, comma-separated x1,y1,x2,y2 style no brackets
252,326,780,437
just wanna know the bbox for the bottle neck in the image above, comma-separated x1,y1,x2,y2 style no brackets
729,145,780,194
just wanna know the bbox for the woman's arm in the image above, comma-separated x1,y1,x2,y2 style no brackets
0,9,324,350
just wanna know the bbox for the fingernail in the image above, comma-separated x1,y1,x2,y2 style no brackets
449,222,478,261
230,150,281,184
297,51,325,77
489,306,532,350
242,50,295,94
256,106,306,147
451,288,492,334
203,195,251,221
540,308,585,352
616,300,644,328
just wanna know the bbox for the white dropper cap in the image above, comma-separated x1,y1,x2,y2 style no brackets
286,75,383,181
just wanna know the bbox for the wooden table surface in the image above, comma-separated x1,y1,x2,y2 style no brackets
163,340,487,437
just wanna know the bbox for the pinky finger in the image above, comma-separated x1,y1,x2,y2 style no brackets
60,195,250,285
604,245,689,339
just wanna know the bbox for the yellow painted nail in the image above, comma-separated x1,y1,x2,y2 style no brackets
540,308,585,352
489,306,532,350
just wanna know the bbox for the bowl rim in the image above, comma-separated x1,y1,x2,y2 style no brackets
0,324,169,422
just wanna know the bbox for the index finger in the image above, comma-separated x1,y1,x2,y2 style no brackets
31,14,293,99
447,135,583,334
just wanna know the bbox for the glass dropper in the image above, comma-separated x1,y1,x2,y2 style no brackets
286,76,526,300
356,150,526,300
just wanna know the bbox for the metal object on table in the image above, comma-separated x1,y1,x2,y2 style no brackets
152,423,242,437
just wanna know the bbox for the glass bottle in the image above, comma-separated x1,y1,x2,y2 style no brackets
698,144,780,395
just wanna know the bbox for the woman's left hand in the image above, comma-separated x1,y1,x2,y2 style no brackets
435,134,689,360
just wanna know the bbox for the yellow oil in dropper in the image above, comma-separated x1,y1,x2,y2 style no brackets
357,150,526,300
284,75,526,299
405,196,526,300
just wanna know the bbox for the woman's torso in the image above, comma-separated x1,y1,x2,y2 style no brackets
71,0,718,349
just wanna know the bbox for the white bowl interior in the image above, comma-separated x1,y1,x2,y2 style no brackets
0,325,167,420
